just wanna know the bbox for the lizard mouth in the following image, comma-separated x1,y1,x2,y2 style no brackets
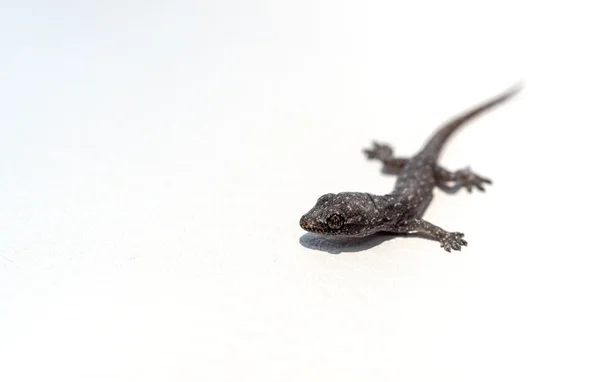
304,227,331,235
299,216,332,234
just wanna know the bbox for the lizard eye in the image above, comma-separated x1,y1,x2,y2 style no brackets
326,214,344,229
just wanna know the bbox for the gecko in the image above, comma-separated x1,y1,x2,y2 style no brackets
299,85,521,251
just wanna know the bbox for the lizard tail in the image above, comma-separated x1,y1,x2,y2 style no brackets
418,83,522,161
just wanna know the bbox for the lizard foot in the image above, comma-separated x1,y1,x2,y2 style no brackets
456,167,492,192
440,232,468,252
363,142,393,160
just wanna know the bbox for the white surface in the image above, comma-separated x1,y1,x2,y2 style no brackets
1,1,599,381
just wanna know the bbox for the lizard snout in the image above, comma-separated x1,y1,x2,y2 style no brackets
299,215,311,230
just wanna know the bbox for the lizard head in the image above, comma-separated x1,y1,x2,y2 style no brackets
299,192,391,237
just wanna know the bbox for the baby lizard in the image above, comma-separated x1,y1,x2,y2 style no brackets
299,85,521,251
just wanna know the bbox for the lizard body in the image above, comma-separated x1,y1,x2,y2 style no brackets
299,85,521,251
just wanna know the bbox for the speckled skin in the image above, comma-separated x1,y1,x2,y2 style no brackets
300,85,520,251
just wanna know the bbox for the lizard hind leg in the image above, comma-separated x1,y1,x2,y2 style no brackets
363,142,408,174
363,141,394,160
434,166,492,193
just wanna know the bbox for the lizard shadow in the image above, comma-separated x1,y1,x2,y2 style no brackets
299,232,435,254
434,183,463,194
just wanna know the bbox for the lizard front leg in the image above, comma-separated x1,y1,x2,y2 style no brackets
363,142,408,174
434,166,492,193
397,218,468,252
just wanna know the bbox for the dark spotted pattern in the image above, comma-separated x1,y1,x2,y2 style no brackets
300,85,521,251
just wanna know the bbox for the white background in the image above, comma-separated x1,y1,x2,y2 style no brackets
1,1,599,381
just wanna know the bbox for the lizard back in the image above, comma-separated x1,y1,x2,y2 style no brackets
389,84,521,212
